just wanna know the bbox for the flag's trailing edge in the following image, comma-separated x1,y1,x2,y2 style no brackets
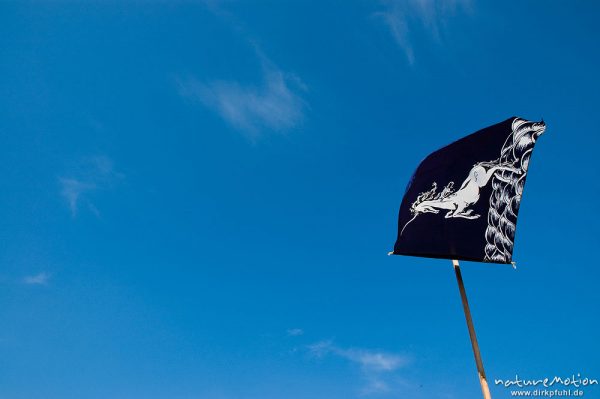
392,117,546,264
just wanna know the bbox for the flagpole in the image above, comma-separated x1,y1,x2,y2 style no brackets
452,259,492,399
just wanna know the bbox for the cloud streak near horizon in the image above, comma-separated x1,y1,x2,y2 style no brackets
308,340,410,394
23,272,51,285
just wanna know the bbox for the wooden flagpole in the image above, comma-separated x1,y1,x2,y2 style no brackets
452,259,492,399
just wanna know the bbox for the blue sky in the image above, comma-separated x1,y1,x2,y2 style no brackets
1,1,599,398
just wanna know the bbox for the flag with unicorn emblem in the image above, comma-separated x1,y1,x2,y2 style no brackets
391,117,546,264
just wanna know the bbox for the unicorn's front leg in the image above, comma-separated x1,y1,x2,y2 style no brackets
415,204,439,214
453,209,480,219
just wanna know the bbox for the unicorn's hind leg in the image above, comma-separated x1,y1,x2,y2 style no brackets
453,209,480,219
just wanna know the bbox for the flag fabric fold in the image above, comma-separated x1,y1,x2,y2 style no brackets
392,117,546,264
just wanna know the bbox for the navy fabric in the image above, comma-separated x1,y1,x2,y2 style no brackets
392,117,545,264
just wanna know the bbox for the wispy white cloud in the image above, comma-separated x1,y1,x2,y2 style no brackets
23,272,51,285
309,340,408,372
376,0,471,64
59,155,123,217
178,1,308,139
308,340,410,394
178,59,307,138
287,328,304,336
60,178,96,217
378,7,415,65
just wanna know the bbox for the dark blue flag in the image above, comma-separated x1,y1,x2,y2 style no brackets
391,117,546,264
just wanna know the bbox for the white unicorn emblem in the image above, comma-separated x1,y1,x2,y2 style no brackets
400,160,522,235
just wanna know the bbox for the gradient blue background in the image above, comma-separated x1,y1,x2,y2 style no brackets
1,1,598,398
